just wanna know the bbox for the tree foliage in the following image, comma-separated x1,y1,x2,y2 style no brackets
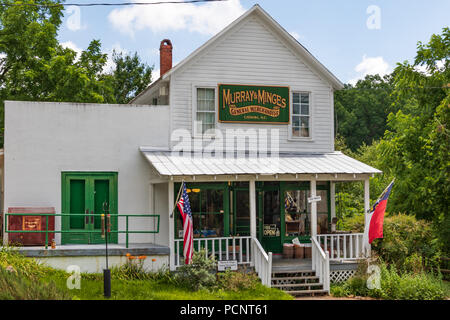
334,74,400,151
376,27,449,254
0,0,153,145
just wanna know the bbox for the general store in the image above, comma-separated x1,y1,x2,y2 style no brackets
1,5,380,293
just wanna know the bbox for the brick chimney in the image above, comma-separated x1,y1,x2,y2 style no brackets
159,39,172,77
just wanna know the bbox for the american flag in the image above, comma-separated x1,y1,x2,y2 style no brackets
177,182,193,265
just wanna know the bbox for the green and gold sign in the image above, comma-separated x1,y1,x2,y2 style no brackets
218,84,290,124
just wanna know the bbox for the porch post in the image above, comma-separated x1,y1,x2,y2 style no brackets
249,178,256,239
364,178,371,256
168,181,175,271
330,181,336,220
310,178,317,238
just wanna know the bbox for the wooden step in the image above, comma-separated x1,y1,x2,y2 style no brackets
272,270,315,275
272,282,323,288
285,289,328,296
271,275,319,281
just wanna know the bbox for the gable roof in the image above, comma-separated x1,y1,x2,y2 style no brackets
131,4,344,103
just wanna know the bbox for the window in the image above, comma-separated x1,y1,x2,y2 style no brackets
291,92,310,138
284,188,329,237
195,88,216,135
175,185,226,238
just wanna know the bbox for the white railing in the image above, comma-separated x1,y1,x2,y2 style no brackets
317,233,365,261
173,236,252,268
311,236,330,292
251,237,272,287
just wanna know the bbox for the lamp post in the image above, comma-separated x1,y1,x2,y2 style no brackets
102,202,111,298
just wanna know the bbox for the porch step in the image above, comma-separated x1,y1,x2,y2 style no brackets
271,275,319,281
272,282,323,288
272,270,315,275
284,289,328,296
271,270,327,297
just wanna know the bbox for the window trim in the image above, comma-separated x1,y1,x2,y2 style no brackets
288,90,313,141
192,84,217,138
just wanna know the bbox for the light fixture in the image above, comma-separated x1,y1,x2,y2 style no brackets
192,188,201,193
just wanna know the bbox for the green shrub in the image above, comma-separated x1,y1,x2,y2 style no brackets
330,283,350,297
217,270,259,292
334,261,446,300
111,255,150,281
377,264,445,300
176,249,217,291
340,213,441,272
371,214,439,270
0,267,70,300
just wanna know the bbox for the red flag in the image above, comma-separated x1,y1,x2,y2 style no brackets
367,181,394,244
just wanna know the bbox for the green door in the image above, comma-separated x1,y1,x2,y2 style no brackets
62,172,118,245
257,182,282,253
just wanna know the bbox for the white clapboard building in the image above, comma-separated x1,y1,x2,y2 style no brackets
2,5,380,294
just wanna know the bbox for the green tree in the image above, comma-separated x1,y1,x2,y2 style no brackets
377,27,449,253
0,1,153,146
335,74,401,151
109,50,153,104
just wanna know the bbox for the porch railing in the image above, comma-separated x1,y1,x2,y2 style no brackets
311,236,330,292
4,213,160,249
317,233,365,260
251,237,272,287
173,236,252,268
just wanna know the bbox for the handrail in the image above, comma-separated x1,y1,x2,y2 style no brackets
173,236,252,268
317,233,365,260
252,237,272,287
4,213,160,249
311,236,330,293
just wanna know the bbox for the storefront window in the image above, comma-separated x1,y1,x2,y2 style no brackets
284,189,329,237
175,185,225,238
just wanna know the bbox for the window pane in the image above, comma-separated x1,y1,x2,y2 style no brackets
292,127,300,137
301,104,309,115
300,116,309,128
293,104,300,115
301,127,309,137
293,115,300,127
204,88,215,100
202,123,215,134
293,93,300,104
197,88,206,100
197,112,215,125
301,93,309,104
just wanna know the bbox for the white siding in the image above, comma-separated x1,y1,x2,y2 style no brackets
170,16,334,153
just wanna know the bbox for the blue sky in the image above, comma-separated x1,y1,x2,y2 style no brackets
57,0,450,84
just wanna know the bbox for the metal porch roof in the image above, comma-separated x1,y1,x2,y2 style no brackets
140,149,381,177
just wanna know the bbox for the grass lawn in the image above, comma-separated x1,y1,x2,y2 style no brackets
46,273,291,300
0,247,292,300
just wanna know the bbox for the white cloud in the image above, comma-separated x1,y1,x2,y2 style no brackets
61,41,83,61
414,59,446,75
348,55,390,85
104,42,129,73
108,0,245,36
289,31,305,42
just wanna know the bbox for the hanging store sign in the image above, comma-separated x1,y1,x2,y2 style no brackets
218,84,290,124
307,195,322,203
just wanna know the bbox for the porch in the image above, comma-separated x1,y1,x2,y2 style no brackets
141,149,381,293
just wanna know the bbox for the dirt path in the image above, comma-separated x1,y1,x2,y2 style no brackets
295,295,376,300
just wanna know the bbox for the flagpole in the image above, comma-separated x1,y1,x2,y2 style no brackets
170,180,185,218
